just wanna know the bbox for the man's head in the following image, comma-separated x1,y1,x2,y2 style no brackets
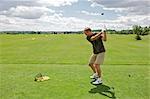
84,27,93,36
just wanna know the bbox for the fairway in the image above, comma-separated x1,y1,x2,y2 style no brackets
0,34,150,99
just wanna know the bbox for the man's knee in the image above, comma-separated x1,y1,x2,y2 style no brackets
94,64,100,67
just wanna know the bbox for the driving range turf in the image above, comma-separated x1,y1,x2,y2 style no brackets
0,34,149,99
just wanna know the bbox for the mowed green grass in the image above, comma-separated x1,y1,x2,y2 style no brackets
0,34,150,99
0,34,149,64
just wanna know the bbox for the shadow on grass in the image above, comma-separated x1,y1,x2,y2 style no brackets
89,84,116,99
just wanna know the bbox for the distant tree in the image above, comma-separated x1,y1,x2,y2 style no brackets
30,31,36,34
37,32,41,34
92,29,102,32
142,26,150,35
133,25,142,40
106,29,117,34
133,25,140,35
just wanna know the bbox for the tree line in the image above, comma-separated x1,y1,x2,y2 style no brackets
0,25,149,36
106,25,150,35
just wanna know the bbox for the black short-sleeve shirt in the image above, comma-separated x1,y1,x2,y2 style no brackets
86,33,105,54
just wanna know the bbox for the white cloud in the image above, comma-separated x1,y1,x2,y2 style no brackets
0,0,78,11
0,6,55,19
37,0,78,7
0,14,88,31
81,10,103,16
102,7,126,13
87,0,150,30
1,12,149,31
117,15,150,26
0,0,149,31
89,0,150,15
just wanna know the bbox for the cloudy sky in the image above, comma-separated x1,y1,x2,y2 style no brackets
0,0,149,31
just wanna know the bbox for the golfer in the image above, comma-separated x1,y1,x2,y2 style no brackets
84,27,107,85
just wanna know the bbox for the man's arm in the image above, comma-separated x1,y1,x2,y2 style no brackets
90,31,107,41
90,33,102,41
101,31,107,41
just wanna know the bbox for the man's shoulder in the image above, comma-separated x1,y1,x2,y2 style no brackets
86,33,98,41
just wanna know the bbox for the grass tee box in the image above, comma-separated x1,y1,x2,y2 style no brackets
0,34,149,99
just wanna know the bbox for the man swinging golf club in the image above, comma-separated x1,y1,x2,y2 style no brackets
84,27,107,85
